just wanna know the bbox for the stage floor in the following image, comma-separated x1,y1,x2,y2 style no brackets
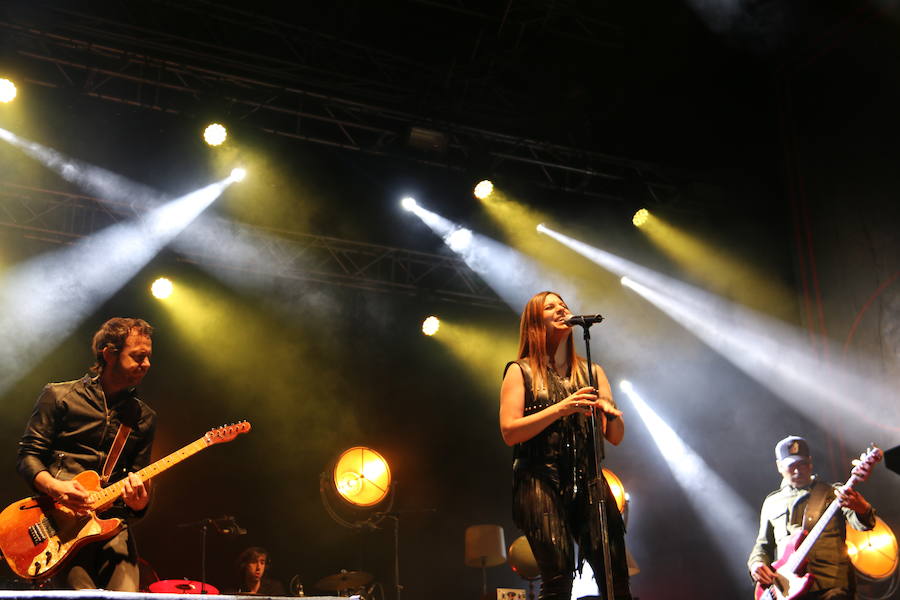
0,592,341,600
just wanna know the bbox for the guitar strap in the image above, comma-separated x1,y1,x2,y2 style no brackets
100,423,132,485
801,480,831,531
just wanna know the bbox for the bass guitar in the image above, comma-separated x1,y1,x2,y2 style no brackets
754,445,882,600
0,421,251,580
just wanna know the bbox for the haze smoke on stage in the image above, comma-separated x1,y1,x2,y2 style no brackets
0,179,233,395
619,380,756,583
0,127,164,207
403,200,581,311
540,224,900,445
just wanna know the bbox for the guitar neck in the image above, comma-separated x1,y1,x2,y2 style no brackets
88,437,209,509
784,498,841,572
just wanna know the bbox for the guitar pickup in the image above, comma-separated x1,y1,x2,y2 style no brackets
27,523,47,545
27,517,56,546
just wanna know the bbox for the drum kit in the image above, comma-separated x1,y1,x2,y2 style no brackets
314,569,375,597
148,580,220,595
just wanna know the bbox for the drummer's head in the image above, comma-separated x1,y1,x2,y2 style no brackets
237,546,269,581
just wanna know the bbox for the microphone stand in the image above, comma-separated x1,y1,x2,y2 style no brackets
573,319,616,600
177,516,247,594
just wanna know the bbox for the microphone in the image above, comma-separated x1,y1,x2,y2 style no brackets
564,314,604,327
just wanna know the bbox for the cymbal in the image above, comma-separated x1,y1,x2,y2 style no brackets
149,579,220,594
315,570,373,591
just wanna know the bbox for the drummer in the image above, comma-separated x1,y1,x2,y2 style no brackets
225,546,286,596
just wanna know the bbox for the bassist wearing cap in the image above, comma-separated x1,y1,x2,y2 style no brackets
748,435,878,600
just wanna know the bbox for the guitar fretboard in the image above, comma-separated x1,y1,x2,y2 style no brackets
88,437,209,509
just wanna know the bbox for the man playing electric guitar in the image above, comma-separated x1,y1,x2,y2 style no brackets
15,318,156,591
748,436,877,600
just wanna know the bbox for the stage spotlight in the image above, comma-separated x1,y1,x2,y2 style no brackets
422,316,440,336
401,196,417,211
473,180,494,200
445,227,472,252
151,277,174,299
619,380,633,393
536,223,547,234
203,123,227,146
846,516,898,579
0,79,16,103
603,468,626,513
333,446,392,507
230,167,246,182
632,208,649,228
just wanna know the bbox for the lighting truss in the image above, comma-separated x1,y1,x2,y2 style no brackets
0,181,503,308
0,3,684,205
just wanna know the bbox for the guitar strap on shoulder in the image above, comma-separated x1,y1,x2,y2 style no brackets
801,480,832,531
100,423,132,485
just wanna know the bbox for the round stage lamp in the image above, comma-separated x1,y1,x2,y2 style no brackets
203,123,227,146
0,78,17,103
150,277,173,299
422,316,440,336
603,468,626,513
333,446,391,507
473,179,494,200
632,208,649,228
846,515,898,580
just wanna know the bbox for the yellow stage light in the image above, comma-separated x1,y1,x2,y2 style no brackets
333,446,391,507
203,123,227,146
0,79,16,103
603,468,627,513
632,208,649,228
230,167,247,182
846,516,898,579
150,277,174,299
474,180,494,200
422,316,440,336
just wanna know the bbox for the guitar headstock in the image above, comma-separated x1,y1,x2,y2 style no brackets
204,421,252,446
850,445,883,482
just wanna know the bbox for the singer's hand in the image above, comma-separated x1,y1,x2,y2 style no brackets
557,387,600,417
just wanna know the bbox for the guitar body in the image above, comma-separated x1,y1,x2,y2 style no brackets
0,421,250,581
754,530,814,600
0,470,123,580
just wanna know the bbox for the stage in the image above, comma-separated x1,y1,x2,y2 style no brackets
0,592,341,600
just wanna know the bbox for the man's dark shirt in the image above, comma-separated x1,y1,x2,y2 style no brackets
17,375,156,518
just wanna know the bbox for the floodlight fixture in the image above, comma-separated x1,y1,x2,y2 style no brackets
0,79,16,103
401,196,417,211
473,180,494,200
203,123,227,146
151,277,174,299
230,167,247,182
602,468,627,513
846,516,898,580
536,223,547,234
632,208,650,228
422,316,440,336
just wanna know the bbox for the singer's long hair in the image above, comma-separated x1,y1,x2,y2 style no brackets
517,291,581,396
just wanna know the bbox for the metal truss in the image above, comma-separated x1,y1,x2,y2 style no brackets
0,181,504,307
0,2,683,205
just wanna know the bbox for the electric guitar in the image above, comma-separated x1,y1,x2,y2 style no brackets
0,421,251,580
754,446,882,600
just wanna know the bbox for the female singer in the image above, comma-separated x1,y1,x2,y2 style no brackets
499,291,632,600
